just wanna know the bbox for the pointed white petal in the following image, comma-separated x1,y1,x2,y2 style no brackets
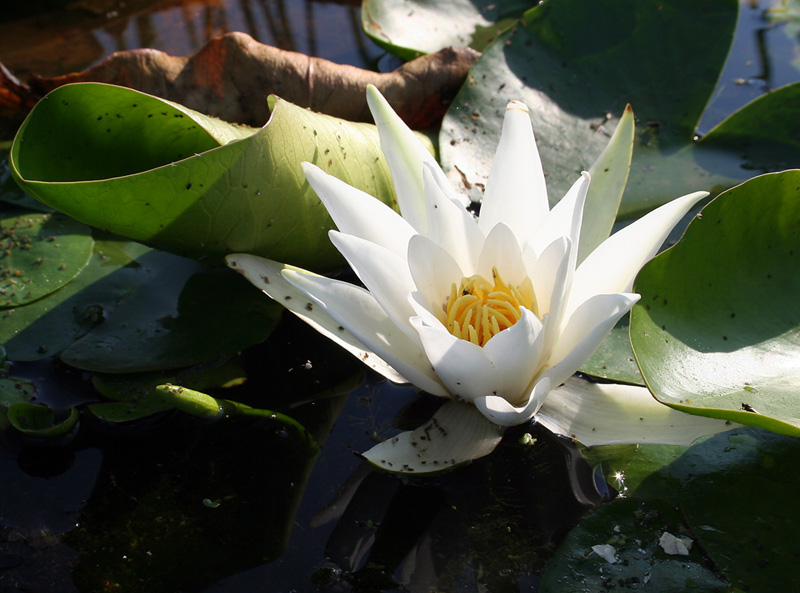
528,236,570,316
530,171,590,258
482,307,545,406
328,231,417,340
479,100,549,241
407,235,464,317
473,377,553,427
536,377,738,446
367,85,441,234
283,269,448,396
303,162,416,259
424,155,472,208
408,314,500,402
476,222,527,282
226,253,408,385
580,105,635,264
361,400,505,473
545,293,640,383
422,163,483,273
568,191,707,317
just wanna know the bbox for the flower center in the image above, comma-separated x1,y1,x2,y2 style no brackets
443,267,537,347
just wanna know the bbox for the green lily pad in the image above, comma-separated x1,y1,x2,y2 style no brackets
630,170,800,436
361,0,532,59
540,497,728,593
7,402,79,438
440,0,800,218
1,233,151,360
1,231,282,370
559,426,800,590
682,472,800,593
0,209,93,308
10,83,401,270
59,264,283,373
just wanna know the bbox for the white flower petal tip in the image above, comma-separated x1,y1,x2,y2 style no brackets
536,378,739,447
361,401,505,474
506,100,530,113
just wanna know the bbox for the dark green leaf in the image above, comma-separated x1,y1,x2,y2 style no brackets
540,498,728,593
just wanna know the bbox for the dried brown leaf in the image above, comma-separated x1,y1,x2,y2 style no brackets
9,32,478,129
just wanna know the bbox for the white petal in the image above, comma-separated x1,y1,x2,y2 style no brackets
473,377,553,427
479,100,549,242
530,171,591,258
226,253,408,385
302,162,416,259
283,269,449,396
367,85,441,234
422,163,483,272
408,314,500,402
580,105,635,264
482,308,545,406
528,236,570,315
536,377,738,446
361,400,505,473
567,191,707,317
476,222,527,282
328,231,417,341
407,235,464,317
545,293,640,383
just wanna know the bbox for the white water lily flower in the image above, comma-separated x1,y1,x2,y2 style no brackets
227,86,734,473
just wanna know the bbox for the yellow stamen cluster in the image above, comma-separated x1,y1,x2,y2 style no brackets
443,267,537,347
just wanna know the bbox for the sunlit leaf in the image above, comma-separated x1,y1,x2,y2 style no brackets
441,0,773,216
631,170,800,436
361,0,532,59
9,83,402,270
0,209,93,307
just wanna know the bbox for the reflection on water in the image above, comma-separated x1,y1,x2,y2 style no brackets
0,0,382,79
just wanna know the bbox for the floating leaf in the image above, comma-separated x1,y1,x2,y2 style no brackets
631,170,800,436
440,0,800,218
540,498,728,592
59,265,283,373
0,209,93,307
9,83,403,270
362,0,532,59
579,315,643,385
7,401,79,438
1,231,282,370
682,472,800,593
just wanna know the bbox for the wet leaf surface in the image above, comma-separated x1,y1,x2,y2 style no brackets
631,170,800,435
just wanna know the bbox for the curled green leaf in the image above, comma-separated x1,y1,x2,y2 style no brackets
10,83,403,270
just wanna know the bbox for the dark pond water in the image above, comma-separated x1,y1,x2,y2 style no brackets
1,1,799,592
